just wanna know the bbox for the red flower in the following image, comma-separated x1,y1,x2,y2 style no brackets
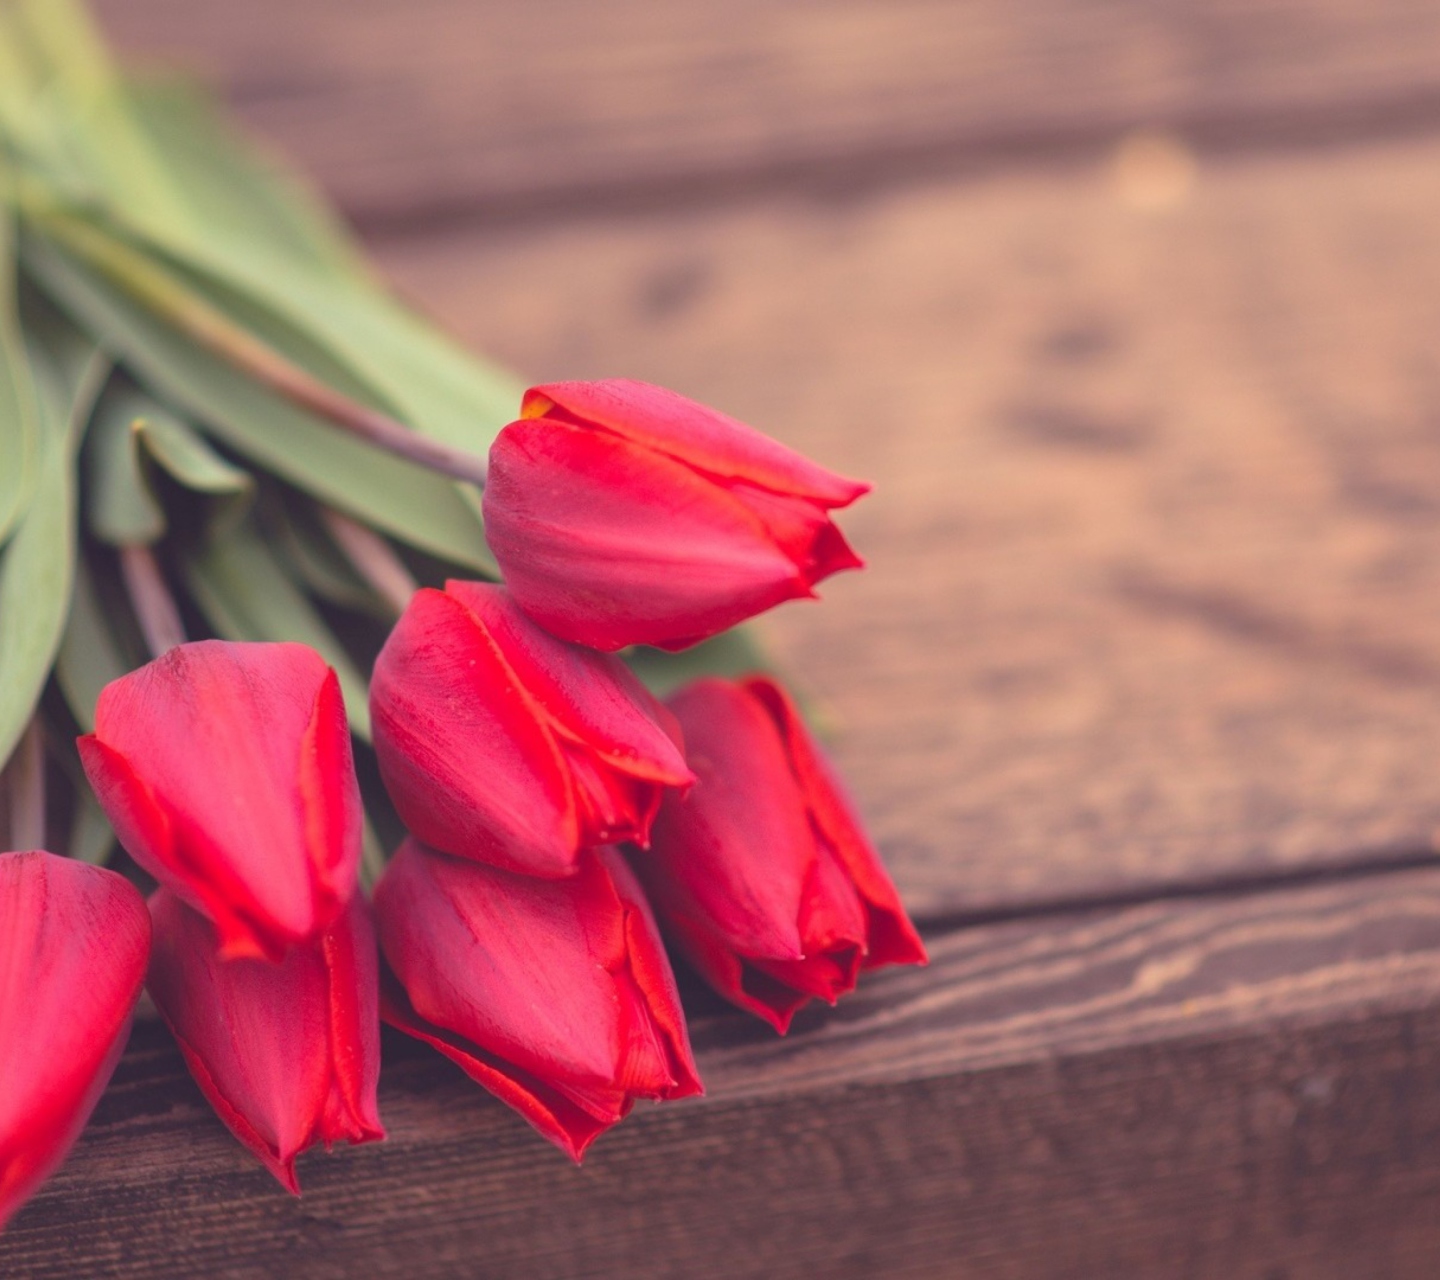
370,581,693,878
0,851,150,1229
374,840,701,1160
78,641,363,961
145,889,385,1192
628,676,926,1032
483,379,870,651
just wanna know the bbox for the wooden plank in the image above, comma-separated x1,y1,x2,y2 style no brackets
365,132,1440,916
22,7,1440,1275
94,0,1440,226
8,869,1440,1277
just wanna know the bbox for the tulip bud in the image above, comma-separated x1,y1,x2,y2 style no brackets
370,581,693,878
483,379,870,652
0,851,150,1229
629,677,926,1032
78,640,363,961
374,840,701,1160
145,889,385,1192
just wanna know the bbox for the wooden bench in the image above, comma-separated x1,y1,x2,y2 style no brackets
8,2,1440,1274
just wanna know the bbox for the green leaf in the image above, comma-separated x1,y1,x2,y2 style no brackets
140,403,252,495
21,229,495,570
0,10,98,207
85,383,165,544
20,279,113,405
0,308,102,768
55,548,129,731
82,78,523,474
624,627,772,700
84,382,256,545
120,76,367,283
67,784,114,865
183,522,373,741
20,54,518,491
0,197,41,545
268,495,390,617
360,814,386,892
159,245,522,460
6,0,197,245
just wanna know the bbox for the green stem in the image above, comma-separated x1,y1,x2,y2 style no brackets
119,544,186,658
321,508,418,616
32,210,490,487
360,818,386,893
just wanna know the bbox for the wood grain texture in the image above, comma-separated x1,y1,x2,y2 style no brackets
365,133,1440,917
20,5,1440,1274
7,869,1440,1278
93,0,1440,226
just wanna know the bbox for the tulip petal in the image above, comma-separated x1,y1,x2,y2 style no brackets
652,907,810,1035
640,680,814,961
601,849,703,1099
750,949,863,1005
375,842,699,1157
146,890,384,1193
0,1019,133,1227
522,380,869,507
632,676,926,1032
379,978,613,1162
492,380,871,651
749,843,867,1003
83,641,360,956
297,667,364,927
76,736,269,962
376,844,628,1091
726,482,866,582
745,676,928,968
317,895,386,1145
0,852,150,1228
371,588,580,876
372,584,693,872
444,582,691,852
445,580,692,790
486,419,816,651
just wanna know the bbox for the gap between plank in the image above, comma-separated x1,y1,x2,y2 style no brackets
912,844,1440,938
355,84,1440,240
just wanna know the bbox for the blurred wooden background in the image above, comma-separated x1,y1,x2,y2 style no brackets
7,2,1440,1276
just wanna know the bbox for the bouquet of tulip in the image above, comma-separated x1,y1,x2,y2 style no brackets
0,0,926,1226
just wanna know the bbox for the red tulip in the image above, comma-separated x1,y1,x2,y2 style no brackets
483,379,870,651
370,580,693,878
375,840,701,1160
0,851,150,1229
79,640,363,961
146,889,384,1192
629,676,926,1032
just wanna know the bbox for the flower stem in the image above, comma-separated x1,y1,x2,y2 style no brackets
33,211,490,487
360,819,387,893
120,545,186,658
321,509,419,616
7,719,46,851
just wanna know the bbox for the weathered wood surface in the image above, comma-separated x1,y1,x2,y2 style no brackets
9,870,1440,1278
95,0,1440,226
8,1,1440,1276
380,132,1440,916
91,0,1440,920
